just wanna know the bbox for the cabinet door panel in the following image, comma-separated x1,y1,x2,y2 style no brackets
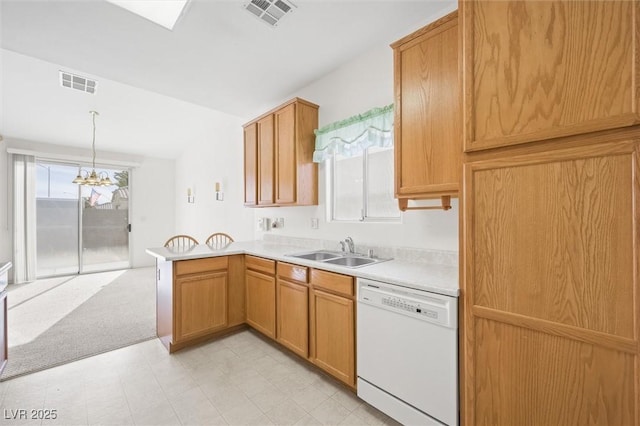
174,272,227,343
277,279,308,357
258,115,274,205
244,123,257,205
395,13,460,197
463,140,640,424
275,103,296,204
474,319,636,426
309,289,354,386
246,270,276,338
463,0,640,151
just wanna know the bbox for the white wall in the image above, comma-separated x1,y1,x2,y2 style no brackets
174,115,255,244
0,50,240,270
0,141,10,266
253,8,459,252
130,156,175,267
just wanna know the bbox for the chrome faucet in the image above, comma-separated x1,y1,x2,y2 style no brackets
341,237,355,254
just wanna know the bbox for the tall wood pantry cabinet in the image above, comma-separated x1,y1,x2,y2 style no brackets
391,11,461,211
461,1,640,425
243,98,319,207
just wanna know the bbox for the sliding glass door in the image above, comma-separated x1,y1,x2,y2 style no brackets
80,168,130,273
35,161,130,277
36,162,79,276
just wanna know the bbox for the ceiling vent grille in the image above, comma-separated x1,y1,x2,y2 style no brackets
244,0,296,27
59,71,97,94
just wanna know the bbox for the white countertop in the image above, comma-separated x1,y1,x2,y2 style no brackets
146,241,459,297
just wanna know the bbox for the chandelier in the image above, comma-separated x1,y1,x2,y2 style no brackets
72,111,112,186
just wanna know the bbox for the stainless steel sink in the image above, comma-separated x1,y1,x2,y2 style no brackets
287,251,342,261
323,256,378,267
286,250,391,268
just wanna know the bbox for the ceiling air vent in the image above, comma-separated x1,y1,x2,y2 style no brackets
59,71,97,94
244,0,296,27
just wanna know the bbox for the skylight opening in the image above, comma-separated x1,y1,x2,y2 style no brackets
106,0,189,30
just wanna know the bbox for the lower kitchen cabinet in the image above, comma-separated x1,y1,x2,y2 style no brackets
277,262,309,357
156,255,244,353
174,270,227,344
245,256,276,339
309,269,355,388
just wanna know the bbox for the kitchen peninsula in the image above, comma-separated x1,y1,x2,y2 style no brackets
146,240,458,388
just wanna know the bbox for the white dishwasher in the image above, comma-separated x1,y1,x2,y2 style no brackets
357,278,458,426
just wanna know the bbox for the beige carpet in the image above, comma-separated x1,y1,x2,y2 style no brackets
1,267,156,380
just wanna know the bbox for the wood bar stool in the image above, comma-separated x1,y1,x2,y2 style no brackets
205,232,234,249
164,235,199,248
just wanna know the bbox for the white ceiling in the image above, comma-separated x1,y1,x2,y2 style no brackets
1,0,454,118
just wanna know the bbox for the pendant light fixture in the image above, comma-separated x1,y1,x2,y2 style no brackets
72,111,113,186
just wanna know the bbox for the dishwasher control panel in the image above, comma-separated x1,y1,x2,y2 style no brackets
381,296,440,320
358,278,456,328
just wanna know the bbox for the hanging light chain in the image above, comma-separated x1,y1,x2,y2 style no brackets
72,110,112,187
90,110,98,170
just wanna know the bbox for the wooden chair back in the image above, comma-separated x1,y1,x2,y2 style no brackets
205,232,234,249
164,234,199,248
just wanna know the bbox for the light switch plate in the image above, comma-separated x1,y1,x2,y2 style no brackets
311,218,319,229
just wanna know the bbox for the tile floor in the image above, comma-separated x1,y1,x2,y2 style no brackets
0,330,400,425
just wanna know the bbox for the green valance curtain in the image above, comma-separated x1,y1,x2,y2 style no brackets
312,104,394,162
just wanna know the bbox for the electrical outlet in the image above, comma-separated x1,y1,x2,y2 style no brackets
274,217,284,228
257,217,271,231
311,218,319,229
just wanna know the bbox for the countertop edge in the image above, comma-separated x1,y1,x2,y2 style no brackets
146,244,459,297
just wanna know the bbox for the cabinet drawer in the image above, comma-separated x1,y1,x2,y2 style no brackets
310,269,353,297
175,256,228,276
246,255,276,275
277,262,308,283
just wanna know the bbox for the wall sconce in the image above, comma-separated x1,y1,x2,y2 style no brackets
187,187,195,203
215,181,224,201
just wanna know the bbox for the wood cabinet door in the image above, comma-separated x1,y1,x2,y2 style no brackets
257,115,274,205
243,123,258,206
463,0,640,152
174,271,228,343
462,139,640,425
275,103,297,205
276,278,308,357
309,288,355,387
246,269,276,338
393,11,461,198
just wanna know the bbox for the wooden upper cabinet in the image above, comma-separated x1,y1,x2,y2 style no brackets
257,115,274,205
243,123,257,206
275,103,296,204
243,98,319,207
462,0,640,151
392,11,461,203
